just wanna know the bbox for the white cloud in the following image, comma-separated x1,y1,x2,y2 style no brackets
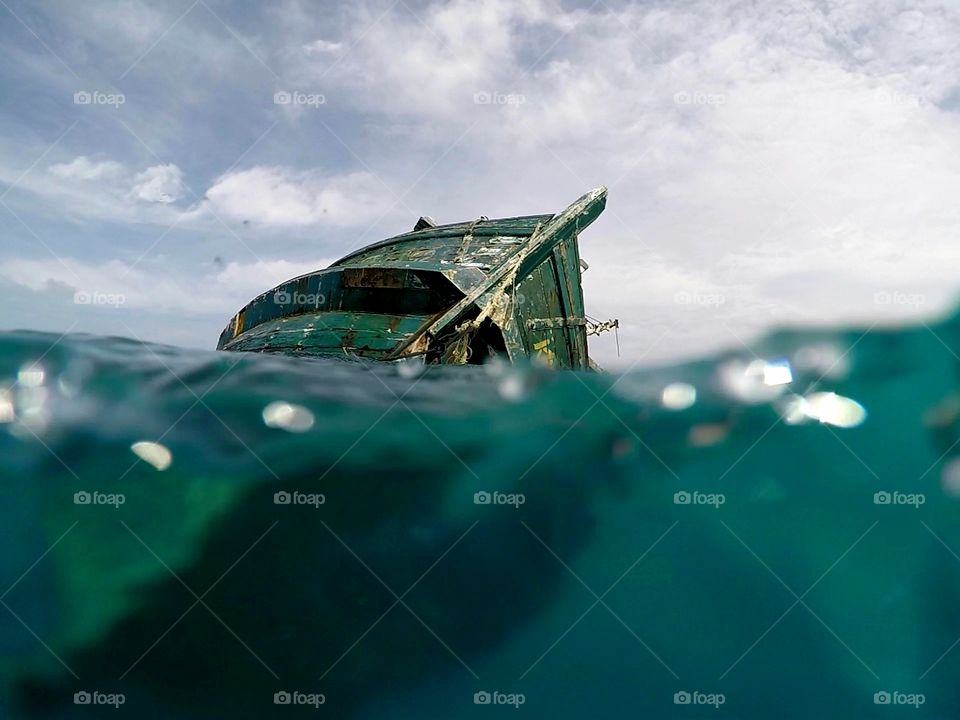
5,153,396,231
48,157,126,181
199,166,393,227
285,0,960,365
213,258,338,297
130,164,183,204
0,155,188,224
295,0,569,118
32,156,187,219
0,256,335,316
303,39,343,55
6,0,960,365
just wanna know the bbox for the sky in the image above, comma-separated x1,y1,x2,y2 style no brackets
1,0,958,367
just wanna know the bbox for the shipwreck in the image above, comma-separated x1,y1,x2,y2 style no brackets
216,187,616,369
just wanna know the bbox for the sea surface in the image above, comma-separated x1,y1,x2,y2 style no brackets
2,313,960,718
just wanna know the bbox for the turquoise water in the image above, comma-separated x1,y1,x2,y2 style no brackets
2,314,960,718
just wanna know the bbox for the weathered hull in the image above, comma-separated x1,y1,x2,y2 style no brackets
217,188,608,369
222,311,433,359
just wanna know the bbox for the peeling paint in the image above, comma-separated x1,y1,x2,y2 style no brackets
218,188,611,370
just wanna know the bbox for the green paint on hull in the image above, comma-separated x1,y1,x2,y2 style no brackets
217,188,609,370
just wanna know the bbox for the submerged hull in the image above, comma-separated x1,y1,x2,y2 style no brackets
217,188,608,369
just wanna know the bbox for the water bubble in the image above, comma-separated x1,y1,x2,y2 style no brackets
661,382,696,411
942,458,960,497
0,388,14,424
57,359,94,398
792,344,848,380
263,401,316,432
760,359,793,386
58,377,80,398
396,357,425,380
788,391,867,428
11,385,50,435
9,364,50,434
610,437,635,459
483,356,510,378
924,396,960,428
497,372,527,402
17,363,45,388
719,359,788,404
610,374,658,404
688,423,729,447
130,441,173,471
778,394,811,425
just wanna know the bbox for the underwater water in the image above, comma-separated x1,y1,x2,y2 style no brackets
1,313,960,719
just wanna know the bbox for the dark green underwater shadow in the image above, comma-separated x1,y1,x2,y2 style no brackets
1,307,960,718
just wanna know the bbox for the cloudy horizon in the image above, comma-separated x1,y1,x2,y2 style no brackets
2,0,959,367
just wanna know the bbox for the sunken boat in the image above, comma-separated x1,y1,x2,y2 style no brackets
217,187,615,369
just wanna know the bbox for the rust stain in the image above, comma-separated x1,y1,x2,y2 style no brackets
234,309,246,337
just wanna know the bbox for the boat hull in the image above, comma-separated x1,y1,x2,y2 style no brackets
217,188,608,369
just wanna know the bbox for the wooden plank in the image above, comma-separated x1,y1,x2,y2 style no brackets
330,215,554,267
547,249,575,366
382,187,607,361
223,311,431,357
